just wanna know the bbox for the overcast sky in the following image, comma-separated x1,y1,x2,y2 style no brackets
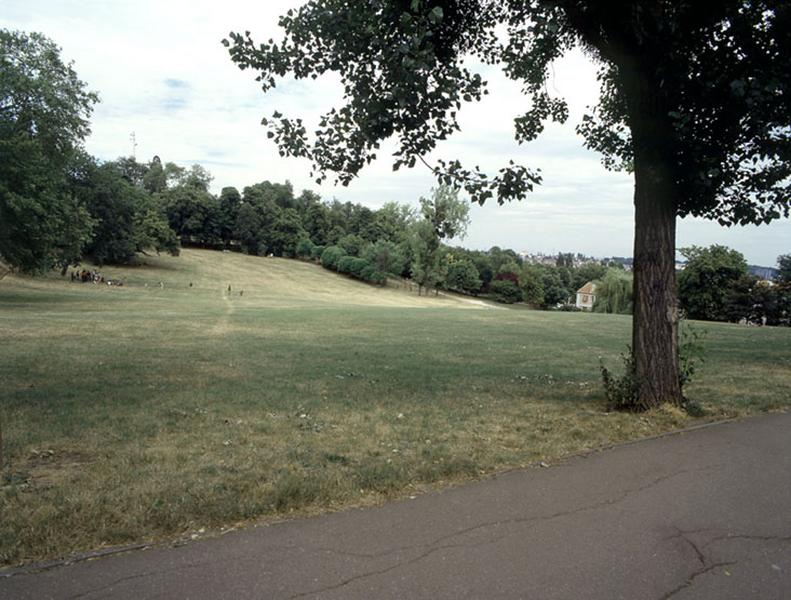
3,0,789,266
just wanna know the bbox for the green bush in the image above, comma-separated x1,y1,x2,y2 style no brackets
310,244,325,261
295,238,316,259
337,255,356,274
361,240,406,276
600,325,707,412
360,263,386,284
490,279,523,304
338,234,365,257
320,245,345,270
349,257,369,278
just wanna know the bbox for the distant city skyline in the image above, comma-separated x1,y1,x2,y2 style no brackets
3,0,789,266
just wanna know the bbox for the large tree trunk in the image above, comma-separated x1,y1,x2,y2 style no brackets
631,161,682,409
623,61,684,409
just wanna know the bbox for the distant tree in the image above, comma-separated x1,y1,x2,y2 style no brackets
519,264,545,306
410,186,470,295
218,187,242,245
373,202,417,244
497,260,521,279
132,195,179,256
490,279,523,304
593,270,634,314
487,246,522,275
162,184,220,244
573,262,608,291
295,189,321,212
303,202,332,246
540,268,572,308
320,245,345,270
338,233,365,257
81,162,140,265
269,208,305,257
678,245,748,321
777,255,791,284
244,180,295,211
295,237,316,259
446,258,482,295
471,252,495,291
361,239,406,277
234,203,263,255
178,164,213,192
556,253,574,268
349,206,378,240
0,29,97,272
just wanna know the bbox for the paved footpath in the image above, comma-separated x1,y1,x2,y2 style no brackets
2,412,789,599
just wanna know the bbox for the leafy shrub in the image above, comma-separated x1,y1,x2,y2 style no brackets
320,245,345,270
349,257,369,278
360,263,386,284
310,244,325,261
600,324,707,412
490,279,523,304
361,239,406,276
295,237,315,259
338,234,365,257
336,255,356,274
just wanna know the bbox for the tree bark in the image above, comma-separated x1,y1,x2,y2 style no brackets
631,161,682,409
623,62,684,409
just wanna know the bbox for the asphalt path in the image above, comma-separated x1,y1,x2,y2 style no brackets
2,412,789,599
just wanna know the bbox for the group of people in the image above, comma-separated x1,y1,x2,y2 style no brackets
70,269,124,286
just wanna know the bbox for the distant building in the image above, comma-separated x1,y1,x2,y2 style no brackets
576,281,597,311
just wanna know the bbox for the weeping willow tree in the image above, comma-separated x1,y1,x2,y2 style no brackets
593,270,633,314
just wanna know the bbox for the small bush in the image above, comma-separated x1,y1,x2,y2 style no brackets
600,349,638,411
320,246,345,270
348,257,368,278
360,263,386,284
310,244,325,261
490,279,523,304
336,255,355,274
295,238,315,259
600,324,707,412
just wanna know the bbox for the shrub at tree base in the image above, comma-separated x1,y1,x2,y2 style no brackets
601,326,707,412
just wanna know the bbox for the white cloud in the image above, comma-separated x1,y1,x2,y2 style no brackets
2,0,788,266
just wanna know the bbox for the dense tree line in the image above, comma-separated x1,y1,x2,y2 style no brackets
678,246,791,326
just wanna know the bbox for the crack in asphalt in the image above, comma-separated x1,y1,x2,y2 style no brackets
653,528,791,600
702,532,791,548
286,468,699,599
657,561,738,600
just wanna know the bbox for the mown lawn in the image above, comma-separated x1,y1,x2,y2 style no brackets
1,249,789,566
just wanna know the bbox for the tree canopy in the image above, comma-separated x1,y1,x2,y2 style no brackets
226,1,790,224
0,29,98,272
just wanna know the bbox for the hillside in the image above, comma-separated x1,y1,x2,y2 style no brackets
2,248,486,310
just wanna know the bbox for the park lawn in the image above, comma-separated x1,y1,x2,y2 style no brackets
1,249,789,566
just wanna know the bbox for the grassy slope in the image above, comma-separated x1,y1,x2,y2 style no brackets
1,249,789,565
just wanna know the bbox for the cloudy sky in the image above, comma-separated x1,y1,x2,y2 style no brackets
3,0,789,266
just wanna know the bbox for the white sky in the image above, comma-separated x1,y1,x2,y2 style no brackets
3,0,788,266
